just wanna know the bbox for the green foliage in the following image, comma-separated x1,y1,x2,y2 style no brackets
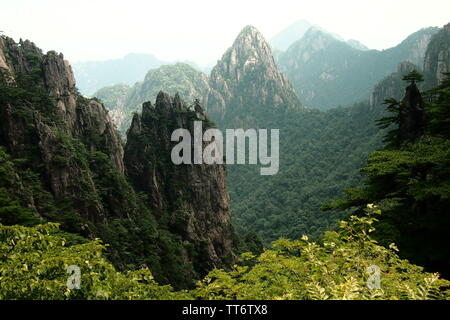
0,188,41,227
427,72,450,139
0,147,44,226
0,47,204,290
376,98,401,147
1,208,448,300
0,223,188,300
325,73,450,278
193,207,450,300
402,70,424,84
227,102,384,245
0,70,58,124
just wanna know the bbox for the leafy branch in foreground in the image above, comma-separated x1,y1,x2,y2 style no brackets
0,223,188,300
1,207,449,300
193,206,450,300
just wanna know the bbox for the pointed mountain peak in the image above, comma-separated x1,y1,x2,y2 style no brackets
230,25,272,59
155,91,173,113
284,26,348,58
219,25,274,71
207,26,302,119
236,25,263,39
302,26,340,43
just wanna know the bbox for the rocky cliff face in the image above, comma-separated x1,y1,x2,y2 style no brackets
207,25,302,123
93,84,131,130
0,35,235,288
0,36,125,223
423,23,450,89
124,92,235,275
370,61,418,108
277,26,439,110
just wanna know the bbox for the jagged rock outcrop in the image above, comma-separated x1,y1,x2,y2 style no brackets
277,26,439,110
207,25,302,123
370,61,418,108
0,35,237,288
423,23,450,89
399,82,426,143
124,92,235,275
0,36,125,215
95,27,302,130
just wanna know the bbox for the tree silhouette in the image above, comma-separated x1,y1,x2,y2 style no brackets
402,70,424,84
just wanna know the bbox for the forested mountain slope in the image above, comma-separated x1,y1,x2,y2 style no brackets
94,63,211,133
0,35,235,289
325,23,450,279
1,22,450,301
201,26,384,244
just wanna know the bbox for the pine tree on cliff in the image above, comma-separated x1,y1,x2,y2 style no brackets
324,72,450,278
377,70,426,148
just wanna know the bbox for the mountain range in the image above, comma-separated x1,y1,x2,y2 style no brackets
269,19,370,52
88,23,449,246
1,19,449,294
276,26,439,109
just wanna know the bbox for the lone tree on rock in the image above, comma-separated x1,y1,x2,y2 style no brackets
402,70,424,84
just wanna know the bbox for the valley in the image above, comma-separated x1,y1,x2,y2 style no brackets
1,7,449,301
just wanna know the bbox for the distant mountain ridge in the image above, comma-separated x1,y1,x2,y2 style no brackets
94,62,211,133
270,20,370,52
95,26,302,132
277,26,439,110
72,53,167,95
21,22,449,250
269,19,313,51
73,55,212,96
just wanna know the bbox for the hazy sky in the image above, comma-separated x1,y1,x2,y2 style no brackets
1,0,449,66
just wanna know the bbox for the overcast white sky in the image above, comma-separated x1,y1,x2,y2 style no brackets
1,0,449,66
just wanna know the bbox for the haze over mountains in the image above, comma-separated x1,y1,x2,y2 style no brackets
72,53,167,95
1,6,450,299
76,20,440,114
277,26,439,109
84,21,450,246
269,19,370,52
